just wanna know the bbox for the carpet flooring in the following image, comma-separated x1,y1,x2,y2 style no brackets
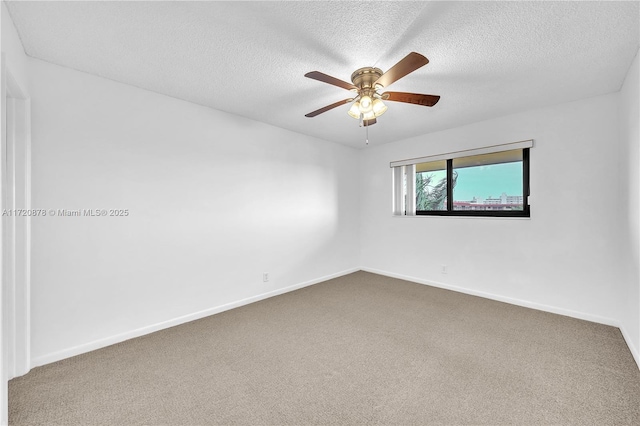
9,271,640,425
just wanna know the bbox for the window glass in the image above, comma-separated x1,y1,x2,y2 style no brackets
452,150,523,211
415,160,447,211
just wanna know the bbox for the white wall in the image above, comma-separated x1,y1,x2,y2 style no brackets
27,58,360,365
1,2,29,92
360,93,629,334
619,48,640,364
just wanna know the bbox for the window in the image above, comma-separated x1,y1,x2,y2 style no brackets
416,160,447,211
391,141,531,218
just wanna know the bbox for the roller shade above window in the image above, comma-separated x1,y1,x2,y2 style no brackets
389,140,533,168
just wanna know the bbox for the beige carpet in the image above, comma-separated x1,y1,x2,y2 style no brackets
9,271,640,425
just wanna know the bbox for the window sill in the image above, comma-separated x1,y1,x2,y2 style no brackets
392,214,531,220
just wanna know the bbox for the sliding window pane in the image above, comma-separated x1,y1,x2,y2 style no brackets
416,160,447,211
452,150,524,211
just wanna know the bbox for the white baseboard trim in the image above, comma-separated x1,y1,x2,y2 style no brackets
361,266,640,371
362,266,621,325
29,266,640,373
31,267,359,368
619,324,640,370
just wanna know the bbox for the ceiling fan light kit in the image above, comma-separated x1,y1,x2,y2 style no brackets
304,52,441,132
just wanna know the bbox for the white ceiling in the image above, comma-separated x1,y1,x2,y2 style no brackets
5,1,640,148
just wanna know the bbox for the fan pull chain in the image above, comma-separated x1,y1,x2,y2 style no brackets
366,122,369,145
358,112,369,145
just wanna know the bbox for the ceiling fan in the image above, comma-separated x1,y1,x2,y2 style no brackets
304,52,440,127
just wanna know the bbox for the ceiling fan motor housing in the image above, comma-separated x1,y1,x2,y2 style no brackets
351,67,384,92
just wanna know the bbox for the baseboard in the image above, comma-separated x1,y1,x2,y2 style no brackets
362,267,640,371
365,265,627,321
29,266,640,372
31,267,359,368
619,324,640,370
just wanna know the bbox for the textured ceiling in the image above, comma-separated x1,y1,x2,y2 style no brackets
5,1,640,148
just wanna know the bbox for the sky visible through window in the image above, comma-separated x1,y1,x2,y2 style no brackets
454,162,522,201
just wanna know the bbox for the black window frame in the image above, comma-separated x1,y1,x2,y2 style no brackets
415,148,530,218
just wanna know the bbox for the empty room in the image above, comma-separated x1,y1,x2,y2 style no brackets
1,1,639,425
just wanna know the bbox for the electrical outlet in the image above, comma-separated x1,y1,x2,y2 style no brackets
263,273,269,282
441,265,447,274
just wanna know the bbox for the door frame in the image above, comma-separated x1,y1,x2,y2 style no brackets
1,52,32,424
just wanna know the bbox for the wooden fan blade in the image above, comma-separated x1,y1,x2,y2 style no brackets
305,71,357,91
382,92,440,107
374,52,429,88
363,118,377,126
305,98,353,118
